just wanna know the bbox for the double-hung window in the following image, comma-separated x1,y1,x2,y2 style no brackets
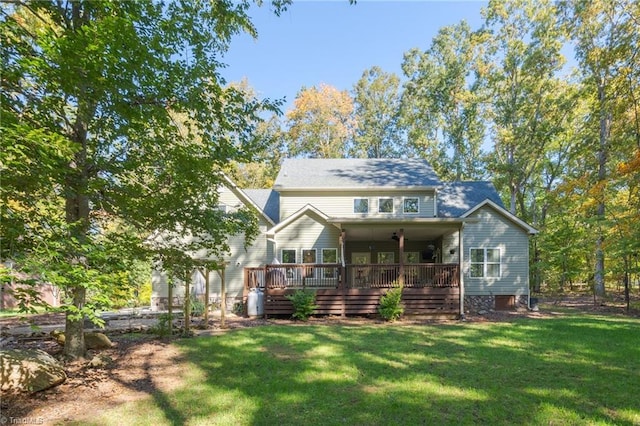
470,248,501,278
302,249,317,278
321,248,338,278
281,249,297,279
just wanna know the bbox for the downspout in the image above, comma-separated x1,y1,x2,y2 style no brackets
433,188,438,218
459,222,465,319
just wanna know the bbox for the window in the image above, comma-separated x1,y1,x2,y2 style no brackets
354,198,369,214
403,197,419,214
378,197,394,213
321,248,337,264
302,249,317,278
281,249,297,279
378,252,394,264
281,249,296,264
470,248,501,278
322,248,338,278
404,252,420,264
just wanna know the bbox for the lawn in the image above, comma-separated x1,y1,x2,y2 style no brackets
82,314,639,425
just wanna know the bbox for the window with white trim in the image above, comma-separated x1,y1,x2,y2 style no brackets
321,248,338,278
302,249,317,278
354,198,369,214
281,249,297,279
470,248,501,278
403,197,419,214
378,197,394,213
378,252,394,264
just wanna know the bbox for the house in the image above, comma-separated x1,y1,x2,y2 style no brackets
151,158,537,316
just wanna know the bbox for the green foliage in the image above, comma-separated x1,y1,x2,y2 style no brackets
150,313,174,337
0,0,288,358
378,284,404,322
285,289,317,321
352,66,405,159
189,295,205,317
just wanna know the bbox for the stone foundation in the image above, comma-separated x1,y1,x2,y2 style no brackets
464,295,529,313
151,295,241,312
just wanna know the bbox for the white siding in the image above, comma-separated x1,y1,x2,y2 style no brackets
279,190,436,220
463,207,530,296
275,212,341,262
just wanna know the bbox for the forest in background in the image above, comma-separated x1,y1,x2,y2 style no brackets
227,0,640,298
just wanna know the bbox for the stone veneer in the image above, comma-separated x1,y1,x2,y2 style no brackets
151,295,241,312
464,295,529,313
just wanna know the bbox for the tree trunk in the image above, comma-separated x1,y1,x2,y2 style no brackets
64,286,86,359
184,271,191,334
593,83,609,297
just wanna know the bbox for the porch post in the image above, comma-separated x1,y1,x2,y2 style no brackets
340,230,346,317
459,223,465,318
398,228,405,286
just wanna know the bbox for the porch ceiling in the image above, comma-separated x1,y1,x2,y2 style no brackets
341,224,459,241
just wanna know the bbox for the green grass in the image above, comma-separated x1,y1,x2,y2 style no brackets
80,314,639,425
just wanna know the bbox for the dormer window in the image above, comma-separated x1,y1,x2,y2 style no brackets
378,197,394,213
354,198,369,214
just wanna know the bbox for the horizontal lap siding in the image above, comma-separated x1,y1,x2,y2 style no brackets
264,287,460,316
279,190,435,220
463,207,529,296
276,213,341,260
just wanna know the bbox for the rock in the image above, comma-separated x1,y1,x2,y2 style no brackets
0,349,67,393
49,330,113,350
85,332,113,349
87,354,112,369
477,310,488,315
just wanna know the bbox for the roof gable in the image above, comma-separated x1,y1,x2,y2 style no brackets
268,204,337,234
462,200,538,234
274,158,441,189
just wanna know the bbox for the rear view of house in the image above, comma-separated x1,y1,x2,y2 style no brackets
152,158,537,316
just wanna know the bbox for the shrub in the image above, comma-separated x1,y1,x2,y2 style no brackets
285,289,317,321
150,313,174,337
189,295,205,317
378,285,404,322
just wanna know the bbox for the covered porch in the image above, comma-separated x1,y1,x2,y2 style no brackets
244,222,464,317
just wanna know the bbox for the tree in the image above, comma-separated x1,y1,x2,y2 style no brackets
285,83,355,158
1,0,287,359
401,21,486,180
558,0,639,296
481,0,570,219
351,66,404,159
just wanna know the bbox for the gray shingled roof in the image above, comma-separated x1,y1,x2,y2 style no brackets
274,158,441,189
437,181,505,218
243,189,280,223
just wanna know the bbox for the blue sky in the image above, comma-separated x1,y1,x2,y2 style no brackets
222,1,488,113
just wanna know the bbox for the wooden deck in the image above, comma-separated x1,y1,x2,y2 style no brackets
244,263,460,318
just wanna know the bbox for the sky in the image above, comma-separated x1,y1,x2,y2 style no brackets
222,1,488,113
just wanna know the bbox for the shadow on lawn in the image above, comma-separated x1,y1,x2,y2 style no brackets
172,316,639,425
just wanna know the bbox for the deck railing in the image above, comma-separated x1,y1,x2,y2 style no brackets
245,263,459,290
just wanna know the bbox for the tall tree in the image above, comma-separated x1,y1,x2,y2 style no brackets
481,0,569,219
401,21,486,181
558,0,640,296
351,66,404,159
1,0,286,358
285,83,355,158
